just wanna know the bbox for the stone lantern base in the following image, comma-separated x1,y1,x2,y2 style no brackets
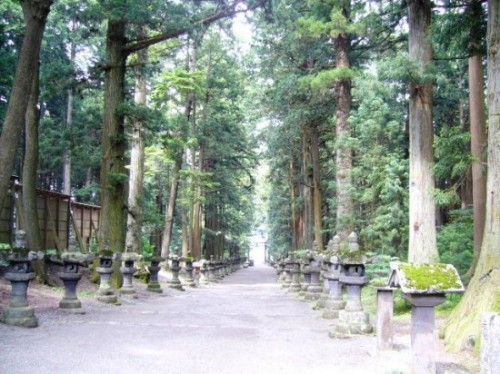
96,267,118,304
59,272,85,313
2,272,38,327
147,264,163,293
329,310,373,338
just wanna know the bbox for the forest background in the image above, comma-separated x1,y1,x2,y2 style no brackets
0,0,498,352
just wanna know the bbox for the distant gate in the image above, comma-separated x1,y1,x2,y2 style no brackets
0,178,100,253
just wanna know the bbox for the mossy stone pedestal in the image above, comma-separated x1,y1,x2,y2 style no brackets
169,256,184,291
388,263,464,374
207,258,218,283
96,255,118,304
147,257,163,293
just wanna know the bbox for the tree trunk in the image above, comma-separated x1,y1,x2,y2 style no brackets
466,0,487,280
98,20,128,288
407,0,438,264
335,1,353,241
310,123,323,251
125,34,148,254
289,156,300,253
444,1,500,350
22,64,47,283
99,20,128,254
302,126,313,250
62,40,76,196
160,156,182,259
0,0,53,212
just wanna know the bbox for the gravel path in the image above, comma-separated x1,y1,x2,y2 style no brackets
0,264,475,374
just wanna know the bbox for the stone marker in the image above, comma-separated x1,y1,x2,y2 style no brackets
120,246,142,296
1,230,43,327
299,255,311,298
183,254,196,288
481,313,500,374
315,253,331,309
147,256,164,293
329,232,372,338
322,236,346,319
388,262,464,374
375,286,396,350
199,260,210,285
288,253,301,294
169,254,184,290
305,252,323,301
96,246,119,303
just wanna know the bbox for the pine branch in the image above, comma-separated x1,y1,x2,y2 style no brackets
123,0,267,54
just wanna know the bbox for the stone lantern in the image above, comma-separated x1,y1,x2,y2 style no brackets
329,232,372,338
96,245,119,303
169,253,184,290
57,235,93,313
207,255,218,283
288,252,301,294
1,230,43,327
388,262,464,374
305,251,323,301
199,260,210,285
299,253,311,298
315,252,332,309
182,252,196,288
147,256,164,293
322,235,346,319
120,245,142,296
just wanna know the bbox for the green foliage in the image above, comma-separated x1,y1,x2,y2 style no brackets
437,209,473,279
141,237,155,260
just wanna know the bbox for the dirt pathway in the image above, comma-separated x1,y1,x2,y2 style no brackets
0,264,475,373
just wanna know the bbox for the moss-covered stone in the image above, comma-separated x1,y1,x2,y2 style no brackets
337,249,367,264
398,263,464,293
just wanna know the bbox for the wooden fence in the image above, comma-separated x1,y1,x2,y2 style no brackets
0,179,100,253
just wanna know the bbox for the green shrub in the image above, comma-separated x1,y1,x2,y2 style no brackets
437,209,473,279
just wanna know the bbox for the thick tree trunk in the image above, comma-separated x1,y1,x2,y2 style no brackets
160,156,182,259
407,0,438,264
99,20,128,288
125,38,148,254
290,157,300,253
335,2,353,241
99,20,128,255
62,41,76,196
310,123,323,251
302,126,313,250
0,0,53,212
445,1,500,350
22,64,47,283
466,0,487,280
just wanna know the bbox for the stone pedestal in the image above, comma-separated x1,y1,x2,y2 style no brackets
200,263,209,285
376,287,395,350
183,262,196,288
404,294,446,374
59,271,84,313
481,313,500,374
147,257,163,293
282,263,292,289
169,257,184,291
2,271,38,327
96,263,118,303
315,275,330,309
207,261,218,283
329,275,372,338
305,261,322,301
300,269,311,298
288,262,301,293
120,263,137,296
322,265,345,319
